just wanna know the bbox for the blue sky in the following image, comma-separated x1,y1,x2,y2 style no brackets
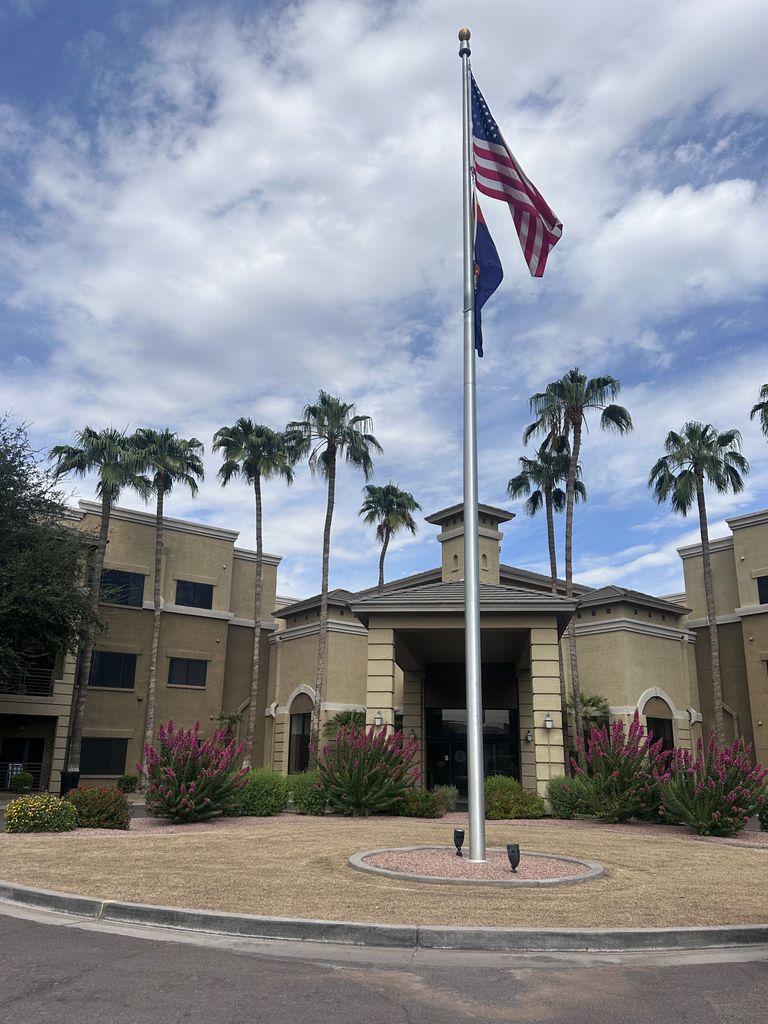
1,0,767,600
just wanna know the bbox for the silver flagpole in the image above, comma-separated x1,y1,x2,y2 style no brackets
458,27,486,862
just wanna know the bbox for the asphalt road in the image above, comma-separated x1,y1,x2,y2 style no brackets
2,905,768,1024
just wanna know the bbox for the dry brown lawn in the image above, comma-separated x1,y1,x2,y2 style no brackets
2,815,767,929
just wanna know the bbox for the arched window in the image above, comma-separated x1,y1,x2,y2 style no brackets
643,695,674,751
288,692,313,774
481,553,488,570
452,554,459,571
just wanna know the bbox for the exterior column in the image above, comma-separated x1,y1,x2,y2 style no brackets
402,669,424,785
365,626,396,729
530,625,565,797
517,644,536,791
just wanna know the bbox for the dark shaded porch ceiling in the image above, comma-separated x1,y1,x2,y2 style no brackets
396,627,528,667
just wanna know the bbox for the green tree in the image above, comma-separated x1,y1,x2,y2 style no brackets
288,391,382,764
525,369,632,750
49,426,149,776
359,482,421,592
507,441,586,767
131,428,205,780
0,418,94,679
212,420,296,769
750,384,768,438
648,422,749,745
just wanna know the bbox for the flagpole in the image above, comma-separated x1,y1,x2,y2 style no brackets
459,27,486,862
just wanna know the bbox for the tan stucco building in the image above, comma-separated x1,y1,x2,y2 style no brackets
2,497,767,796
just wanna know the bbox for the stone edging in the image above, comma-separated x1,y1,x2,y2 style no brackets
349,847,604,886
2,879,768,952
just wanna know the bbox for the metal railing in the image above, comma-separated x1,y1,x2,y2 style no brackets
1,761,45,790
0,667,55,698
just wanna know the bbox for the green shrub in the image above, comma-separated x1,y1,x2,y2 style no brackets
9,771,34,793
116,774,138,793
144,720,246,823
322,710,366,739
546,775,591,819
317,725,420,816
431,784,459,813
5,794,77,833
661,734,767,837
290,770,326,816
760,801,768,833
398,788,444,818
484,776,545,819
233,768,289,817
65,786,132,830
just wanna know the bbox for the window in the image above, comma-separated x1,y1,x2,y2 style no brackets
758,576,768,605
168,657,207,687
288,713,311,774
175,580,214,609
80,737,128,776
90,651,136,689
101,569,144,607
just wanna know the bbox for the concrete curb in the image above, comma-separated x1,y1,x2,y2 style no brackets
349,847,604,887
2,879,768,952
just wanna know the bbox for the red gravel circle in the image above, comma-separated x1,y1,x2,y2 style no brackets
362,847,592,882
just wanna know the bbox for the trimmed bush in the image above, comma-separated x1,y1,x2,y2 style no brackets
660,734,767,837
116,774,138,793
573,712,669,823
760,801,768,833
290,770,326,816
316,725,420,817
398,788,444,818
546,775,591,819
484,775,545,819
65,786,132,830
233,768,289,817
431,784,459,813
143,720,247,824
9,770,34,793
5,794,77,833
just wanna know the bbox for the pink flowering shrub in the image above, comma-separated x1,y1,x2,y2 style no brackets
142,720,247,824
315,725,420,816
572,711,669,823
659,733,767,837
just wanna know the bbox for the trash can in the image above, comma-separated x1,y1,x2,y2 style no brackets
59,771,80,796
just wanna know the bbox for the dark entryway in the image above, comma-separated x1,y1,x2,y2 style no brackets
424,663,519,797
0,736,46,789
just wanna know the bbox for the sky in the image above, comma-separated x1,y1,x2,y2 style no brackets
1,0,767,601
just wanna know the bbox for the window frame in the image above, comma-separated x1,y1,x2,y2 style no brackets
80,737,128,777
167,657,208,688
89,651,137,690
757,575,768,605
101,569,145,608
175,579,214,610
288,712,311,774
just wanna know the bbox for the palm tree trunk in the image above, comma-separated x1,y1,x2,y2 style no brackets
309,449,336,767
377,528,390,592
141,483,164,785
565,422,585,758
696,475,726,745
65,487,112,774
242,474,264,771
545,487,571,772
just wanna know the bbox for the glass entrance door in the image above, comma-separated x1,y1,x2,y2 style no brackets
425,708,519,797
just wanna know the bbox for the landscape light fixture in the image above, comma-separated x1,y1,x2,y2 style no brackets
373,710,383,728
525,729,533,743
544,714,554,730
506,843,521,873
453,828,465,857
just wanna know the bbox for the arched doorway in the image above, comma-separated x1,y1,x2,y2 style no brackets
288,692,313,774
642,695,674,751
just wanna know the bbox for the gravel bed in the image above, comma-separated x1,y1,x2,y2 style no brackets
363,847,590,881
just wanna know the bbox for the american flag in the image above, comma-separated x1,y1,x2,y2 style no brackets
471,75,562,277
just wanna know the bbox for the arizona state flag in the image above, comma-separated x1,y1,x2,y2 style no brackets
473,200,503,357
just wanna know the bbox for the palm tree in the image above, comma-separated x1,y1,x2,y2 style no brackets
507,441,586,767
648,422,749,745
49,427,149,780
212,420,296,769
359,483,421,591
131,428,205,780
750,385,768,438
524,369,632,749
288,391,382,764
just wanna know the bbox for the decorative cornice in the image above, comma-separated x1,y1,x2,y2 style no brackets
437,525,503,543
229,617,277,631
270,620,369,644
726,508,768,531
734,605,768,619
686,614,741,628
677,535,734,559
161,603,233,622
574,617,695,643
233,547,282,567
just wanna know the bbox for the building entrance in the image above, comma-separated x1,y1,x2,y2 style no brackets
425,708,519,796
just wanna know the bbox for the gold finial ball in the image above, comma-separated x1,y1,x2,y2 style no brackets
458,28,471,41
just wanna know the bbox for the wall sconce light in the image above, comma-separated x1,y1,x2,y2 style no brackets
525,729,533,743
544,714,553,730
373,710,383,728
